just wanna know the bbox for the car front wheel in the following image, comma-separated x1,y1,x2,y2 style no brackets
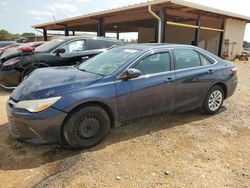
62,105,111,149
203,85,224,114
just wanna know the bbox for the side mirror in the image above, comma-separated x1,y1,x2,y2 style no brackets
55,48,65,56
119,68,141,80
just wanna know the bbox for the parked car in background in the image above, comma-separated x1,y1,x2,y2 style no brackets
0,36,120,88
0,41,44,58
0,41,19,56
6,44,238,149
19,41,45,50
0,41,18,48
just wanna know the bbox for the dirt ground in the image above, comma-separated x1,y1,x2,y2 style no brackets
0,62,249,188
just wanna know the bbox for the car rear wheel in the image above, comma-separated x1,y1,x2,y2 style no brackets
203,85,224,114
62,105,111,149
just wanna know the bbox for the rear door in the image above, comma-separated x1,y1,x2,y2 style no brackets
115,49,176,122
172,48,216,111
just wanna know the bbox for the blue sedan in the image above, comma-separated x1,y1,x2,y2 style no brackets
6,44,238,149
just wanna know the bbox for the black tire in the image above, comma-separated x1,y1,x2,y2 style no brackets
202,85,224,114
62,105,111,149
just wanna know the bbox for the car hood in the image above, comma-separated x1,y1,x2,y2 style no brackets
0,48,45,62
11,66,102,101
0,48,21,60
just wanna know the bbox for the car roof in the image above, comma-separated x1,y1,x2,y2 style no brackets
56,36,119,42
120,43,196,51
117,43,221,60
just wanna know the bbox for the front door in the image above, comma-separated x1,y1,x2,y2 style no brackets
115,50,176,123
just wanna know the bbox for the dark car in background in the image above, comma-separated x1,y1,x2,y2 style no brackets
0,41,44,58
6,44,238,149
0,41,19,56
0,41,18,48
0,36,120,88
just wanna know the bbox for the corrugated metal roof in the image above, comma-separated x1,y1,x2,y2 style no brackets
32,0,250,28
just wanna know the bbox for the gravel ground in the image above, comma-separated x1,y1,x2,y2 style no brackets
0,61,249,188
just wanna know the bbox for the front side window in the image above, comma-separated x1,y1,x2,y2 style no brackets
134,52,171,75
78,48,140,76
174,49,201,70
61,40,86,53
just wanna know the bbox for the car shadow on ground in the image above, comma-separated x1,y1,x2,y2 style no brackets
0,106,227,171
0,88,12,96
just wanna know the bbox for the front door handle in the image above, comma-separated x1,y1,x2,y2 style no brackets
208,69,214,74
165,77,174,83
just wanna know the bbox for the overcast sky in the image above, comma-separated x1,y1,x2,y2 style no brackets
1,0,250,41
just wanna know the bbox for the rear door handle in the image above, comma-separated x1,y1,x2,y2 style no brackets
165,77,174,83
208,69,214,74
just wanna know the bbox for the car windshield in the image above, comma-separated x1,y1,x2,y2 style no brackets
35,39,65,53
78,48,141,76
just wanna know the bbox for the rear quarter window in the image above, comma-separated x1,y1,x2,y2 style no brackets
88,40,106,50
199,53,214,66
105,41,120,48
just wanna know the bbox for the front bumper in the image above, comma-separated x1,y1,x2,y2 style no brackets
6,99,67,144
0,68,21,88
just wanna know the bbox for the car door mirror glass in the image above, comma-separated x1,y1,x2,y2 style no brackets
55,48,65,56
119,68,141,80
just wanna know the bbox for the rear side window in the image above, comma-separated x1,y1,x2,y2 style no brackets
134,52,171,75
200,54,213,66
105,41,119,48
173,49,201,70
88,40,106,50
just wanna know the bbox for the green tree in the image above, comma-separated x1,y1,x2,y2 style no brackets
0,30,13,40
243,41,250,48
0,30,21,41
21,32,36,37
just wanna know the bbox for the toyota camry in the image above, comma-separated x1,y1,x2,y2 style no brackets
6,44,238,149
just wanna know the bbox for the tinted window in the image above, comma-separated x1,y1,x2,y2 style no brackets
134,52,171,75
60,40,86,53
105,41,120,48
88,40,106,50
174,49,201,70
200,54,213,66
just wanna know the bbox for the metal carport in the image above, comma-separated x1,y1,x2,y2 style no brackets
32,0,250,57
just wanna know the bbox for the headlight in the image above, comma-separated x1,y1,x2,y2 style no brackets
2,57,20,67
15,96,61,113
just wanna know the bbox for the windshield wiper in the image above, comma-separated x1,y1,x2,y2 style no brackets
77,67,105,76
